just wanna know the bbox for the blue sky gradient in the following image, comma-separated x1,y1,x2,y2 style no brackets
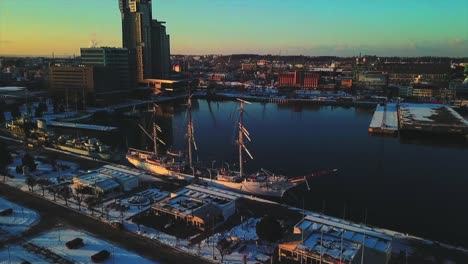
1,0,467,56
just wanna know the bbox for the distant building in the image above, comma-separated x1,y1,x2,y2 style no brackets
80,47,133,92
399,83,456,100
341,78,353,88
356,72,388,90
449,79,468,99
376,62,450,85
143,78,189,94
278,215,392,264
48,65,94,106
278,71,319,89
208,72,233,82
151,185,239,231
241,63,257,72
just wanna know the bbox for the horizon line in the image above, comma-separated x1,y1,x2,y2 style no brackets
1,53,468,59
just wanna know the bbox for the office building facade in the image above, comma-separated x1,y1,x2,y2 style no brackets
80,47,133,91
48,65,94,107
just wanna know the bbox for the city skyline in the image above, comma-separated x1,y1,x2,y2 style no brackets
1,0,467,57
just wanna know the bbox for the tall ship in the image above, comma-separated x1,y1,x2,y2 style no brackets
52,135,119,162
126,104,187,176
126,95,337,197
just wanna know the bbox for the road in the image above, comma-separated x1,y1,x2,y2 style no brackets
0,183,210,264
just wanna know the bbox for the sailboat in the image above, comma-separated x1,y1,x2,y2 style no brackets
126,95,337,197
125,104,186,177
191,98,336,197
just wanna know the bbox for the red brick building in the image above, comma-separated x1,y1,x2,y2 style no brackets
278,71,319,89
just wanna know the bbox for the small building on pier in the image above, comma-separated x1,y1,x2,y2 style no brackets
151,185,238,231
278,214,392,264
72,165,140,195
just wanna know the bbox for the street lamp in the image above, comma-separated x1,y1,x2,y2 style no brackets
211,160,216,169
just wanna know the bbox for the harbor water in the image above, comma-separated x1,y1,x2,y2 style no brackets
90,99,468,247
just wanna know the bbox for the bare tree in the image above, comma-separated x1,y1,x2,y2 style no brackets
59,186,72,206
216,238,231,263
85,196,98,216
47,186,57,201
73,192,84,211
37,178,52,196
25,176,37,192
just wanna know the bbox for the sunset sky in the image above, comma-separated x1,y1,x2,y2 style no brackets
1,0,467,57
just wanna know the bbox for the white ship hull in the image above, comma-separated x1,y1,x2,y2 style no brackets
127,155,296,197
198,178,294,197
126,155,182,178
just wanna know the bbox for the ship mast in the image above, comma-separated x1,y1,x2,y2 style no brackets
237,99,253,178
187,95,193,167
187,90,198,168
238,101,244,178
153,104,158,155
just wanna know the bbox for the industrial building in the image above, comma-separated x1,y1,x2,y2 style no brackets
73,165,140,195
278,214,392,264
151,185,238,231
278,71,319,89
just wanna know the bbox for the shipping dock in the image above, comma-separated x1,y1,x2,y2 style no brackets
399,103,468,135
368,103,399,136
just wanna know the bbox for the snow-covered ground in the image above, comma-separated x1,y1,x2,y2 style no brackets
0,197,39,241
400,103,468,126
127,217,273,264
103,188,169,221
0,229,158,264
6,152,79,191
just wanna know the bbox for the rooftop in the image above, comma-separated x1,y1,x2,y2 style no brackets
294,214,392,253
74,172,120,191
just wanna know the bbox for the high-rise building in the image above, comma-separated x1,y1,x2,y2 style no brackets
119,0,171,81
119,0,153,81
80,47,133,91
151,20,171,79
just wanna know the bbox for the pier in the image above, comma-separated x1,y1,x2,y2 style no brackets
368,103,399,135
201,92,379,106
87,94,187,113
47,121,118,132
399,103,468,135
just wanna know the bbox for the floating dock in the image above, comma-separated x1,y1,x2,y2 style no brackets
399,103,468,135
368,103,399,135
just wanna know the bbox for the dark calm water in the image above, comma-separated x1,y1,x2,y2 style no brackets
90,99,468,247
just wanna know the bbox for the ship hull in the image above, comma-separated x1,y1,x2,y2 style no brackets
127,156,173,176
198,178,292,197
127,155,294,197
53,144,118,162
